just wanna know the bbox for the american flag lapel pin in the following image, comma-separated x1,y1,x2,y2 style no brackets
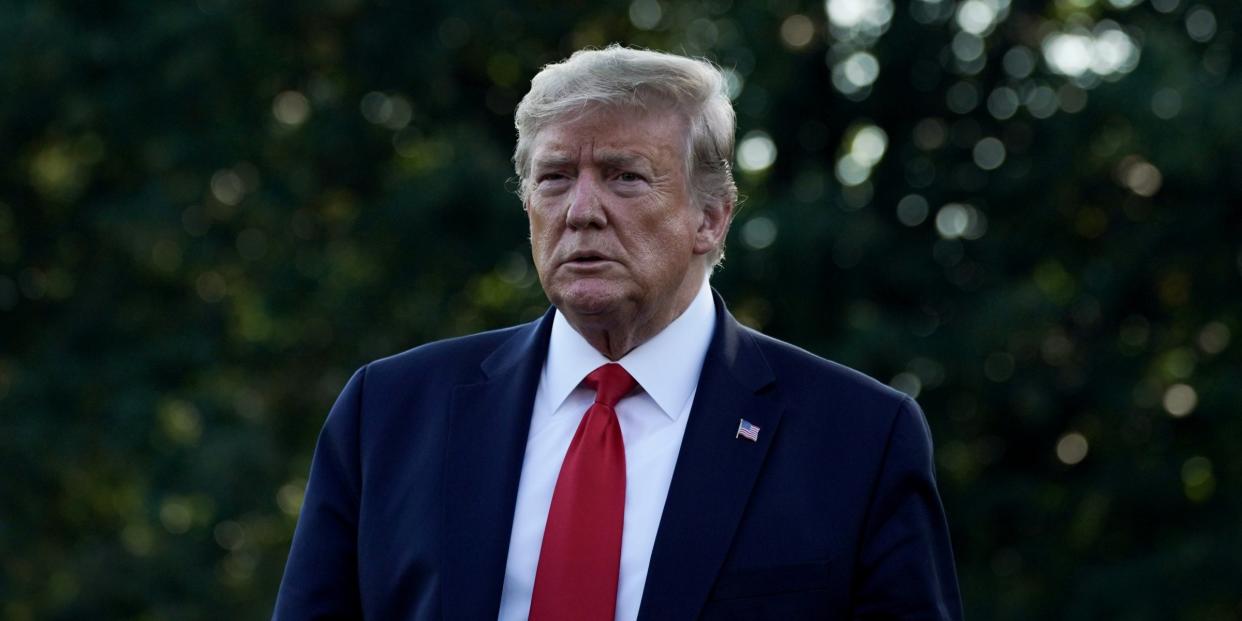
736,418,760,442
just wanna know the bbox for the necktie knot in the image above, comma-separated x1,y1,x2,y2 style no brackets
584,363,637,407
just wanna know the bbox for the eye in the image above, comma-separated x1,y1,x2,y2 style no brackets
536,172,572,189
533,172,571,196
616,171,646,183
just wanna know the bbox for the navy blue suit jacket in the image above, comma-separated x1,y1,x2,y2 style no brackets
274,294,962,619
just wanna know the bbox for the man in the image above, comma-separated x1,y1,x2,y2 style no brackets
274,45,962,620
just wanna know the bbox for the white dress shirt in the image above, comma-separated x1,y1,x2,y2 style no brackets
496,278,717,621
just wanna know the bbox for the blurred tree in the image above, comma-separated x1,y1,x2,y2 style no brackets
1,0,1239,619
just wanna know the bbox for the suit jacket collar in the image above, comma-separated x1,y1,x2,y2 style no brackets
442,307,554,620
442,292,781,620
636,290,782,620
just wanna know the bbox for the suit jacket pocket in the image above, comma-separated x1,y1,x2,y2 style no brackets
707,560,832,602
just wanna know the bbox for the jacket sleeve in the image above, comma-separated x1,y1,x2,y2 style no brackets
852,397,963,620
273,367,366,620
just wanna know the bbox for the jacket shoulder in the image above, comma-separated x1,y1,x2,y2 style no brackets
742,325,911,414
361,322,533,387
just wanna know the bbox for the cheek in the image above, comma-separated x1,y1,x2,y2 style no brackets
646,203,698,244
527,209,562,259
526,204,552,236
625,212,696,271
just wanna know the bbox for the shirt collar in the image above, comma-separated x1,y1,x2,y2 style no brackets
543,277,716,420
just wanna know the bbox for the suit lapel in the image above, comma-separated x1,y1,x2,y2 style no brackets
637,293,784,621
442,310,554,620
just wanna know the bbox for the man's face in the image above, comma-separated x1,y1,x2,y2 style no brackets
525,106,723,336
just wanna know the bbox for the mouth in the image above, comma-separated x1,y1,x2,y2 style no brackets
563,252,615,269
566,251,609,262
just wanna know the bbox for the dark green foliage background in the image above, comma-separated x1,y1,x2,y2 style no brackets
2,0,1239,619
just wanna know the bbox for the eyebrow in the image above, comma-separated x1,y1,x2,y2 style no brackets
532,150,653,170
595,151,652,170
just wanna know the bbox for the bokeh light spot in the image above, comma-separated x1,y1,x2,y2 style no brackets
936,204,969,238
196,271,227,303
1197,321,1231,354
825,0,893,34
832,51,881,96
1091,26,1140,75
629,0,663,30
210,169,245,205
781,14,816,49
1117,156,1162,196
889,372,922,398
121,523,155,557
850,124,888,166
1042,24,1139,79
1056,432,1089,465
1002,46,1035,79
29,138,100,203
1161,347,1197,380
361,92,413,129
935,203,986,239
496,252,532,287
987,87,1020,120
159,400,202,445
1025,85,1059,119
896,194,929,226
737,131,777,172
836,154,870,186
952,32,985,63
277,480,307,517
1058,84,1088,113
1151,88,1182,119
955,0,996,36
834,123,886,187
685,18,719,49
946,81,979,114
1181,456,1215,501
214,520,246,551
1184,6,1216,43
972,136,1006,170
360,91,389,124
1034,263,1075,306
1043,32,1092,76
160,498,194,534
1163,384,1197,417
913,118,947,150
272,91,310,126
741,216,778,249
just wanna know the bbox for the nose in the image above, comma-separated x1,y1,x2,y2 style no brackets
565,173,607,230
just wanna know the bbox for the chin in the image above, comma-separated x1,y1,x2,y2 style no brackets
552,280,630,319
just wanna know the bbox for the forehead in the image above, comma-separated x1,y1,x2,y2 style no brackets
530,105,689,165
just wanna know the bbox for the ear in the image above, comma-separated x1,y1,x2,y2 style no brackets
692,197,733,256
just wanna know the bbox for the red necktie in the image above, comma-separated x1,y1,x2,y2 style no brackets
529,363,636,621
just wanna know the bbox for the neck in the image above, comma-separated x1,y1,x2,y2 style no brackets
581,326,661,361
